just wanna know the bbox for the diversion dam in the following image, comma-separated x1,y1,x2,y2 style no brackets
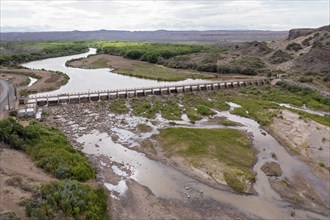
20,78,271,108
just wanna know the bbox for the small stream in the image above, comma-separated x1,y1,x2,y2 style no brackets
27,77,37,87
73,104,328,220
278,103,329,116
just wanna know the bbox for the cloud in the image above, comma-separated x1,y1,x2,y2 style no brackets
0,0,329,32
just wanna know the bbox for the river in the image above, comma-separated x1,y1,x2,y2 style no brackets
22,48,208,96
24,50,329,219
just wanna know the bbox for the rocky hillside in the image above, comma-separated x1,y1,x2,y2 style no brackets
160,25,329,91
269,25,329,82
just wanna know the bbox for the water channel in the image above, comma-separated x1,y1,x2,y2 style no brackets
22,48,208,96
23,50,329,219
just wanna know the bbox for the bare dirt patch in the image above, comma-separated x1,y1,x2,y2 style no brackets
270,175,330,216
110,179,254,220
0,146,55,219
269,109,330,179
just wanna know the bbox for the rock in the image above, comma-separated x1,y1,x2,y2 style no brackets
261,162,282,177
290,210,295,217
271,152,277,160
185,186,189,190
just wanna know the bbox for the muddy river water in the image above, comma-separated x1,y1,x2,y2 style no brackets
22,48,208,96
24,50,329,219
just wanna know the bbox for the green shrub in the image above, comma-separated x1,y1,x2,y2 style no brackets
0,211,20,220
196,104,215,116
298,76,313,83
27,180,108,220
109,99,128,114
161,101,182,120
0,118,28,150
132,98,161,119
0,119,95,181
286,43,302,51
186,107,202,121
224,171,246,192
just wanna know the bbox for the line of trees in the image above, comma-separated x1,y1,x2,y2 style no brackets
0,42,89,66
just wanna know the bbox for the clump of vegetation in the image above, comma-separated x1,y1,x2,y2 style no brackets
137,123,152,132
228,96,280,126
230,56,265,70
318,162,330,171
161,101,182,120
269,50,293,64
0,118,95,181
155,127,255,192
259,41,274,53
5,176,23,187
19,89,30,97
131,98,161,119
302,37,313,46
224,171,247,192
26,180,108,220
233,84,330,126
0,211,20,220
109,99,128,114
286,43,303,51
272,81,330,111
298,76,313,83
185,107,202,122
0,118,108,219
196,104,215,116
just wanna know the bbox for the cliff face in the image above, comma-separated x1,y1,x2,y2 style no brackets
288,28,315,40
288,25,330,40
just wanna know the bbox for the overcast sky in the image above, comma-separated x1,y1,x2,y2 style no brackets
1,0,329,32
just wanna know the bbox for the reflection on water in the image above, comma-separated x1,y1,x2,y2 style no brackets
22,48,209,96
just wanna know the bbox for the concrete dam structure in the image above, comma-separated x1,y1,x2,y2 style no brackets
18,78,272,117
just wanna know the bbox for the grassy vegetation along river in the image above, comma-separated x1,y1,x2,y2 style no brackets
0,118,108,219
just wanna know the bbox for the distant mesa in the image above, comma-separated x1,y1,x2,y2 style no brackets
0,29,288,42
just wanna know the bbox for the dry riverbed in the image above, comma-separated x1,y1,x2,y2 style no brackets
40,97,330,219
270,110,330,176
42,102,257,219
